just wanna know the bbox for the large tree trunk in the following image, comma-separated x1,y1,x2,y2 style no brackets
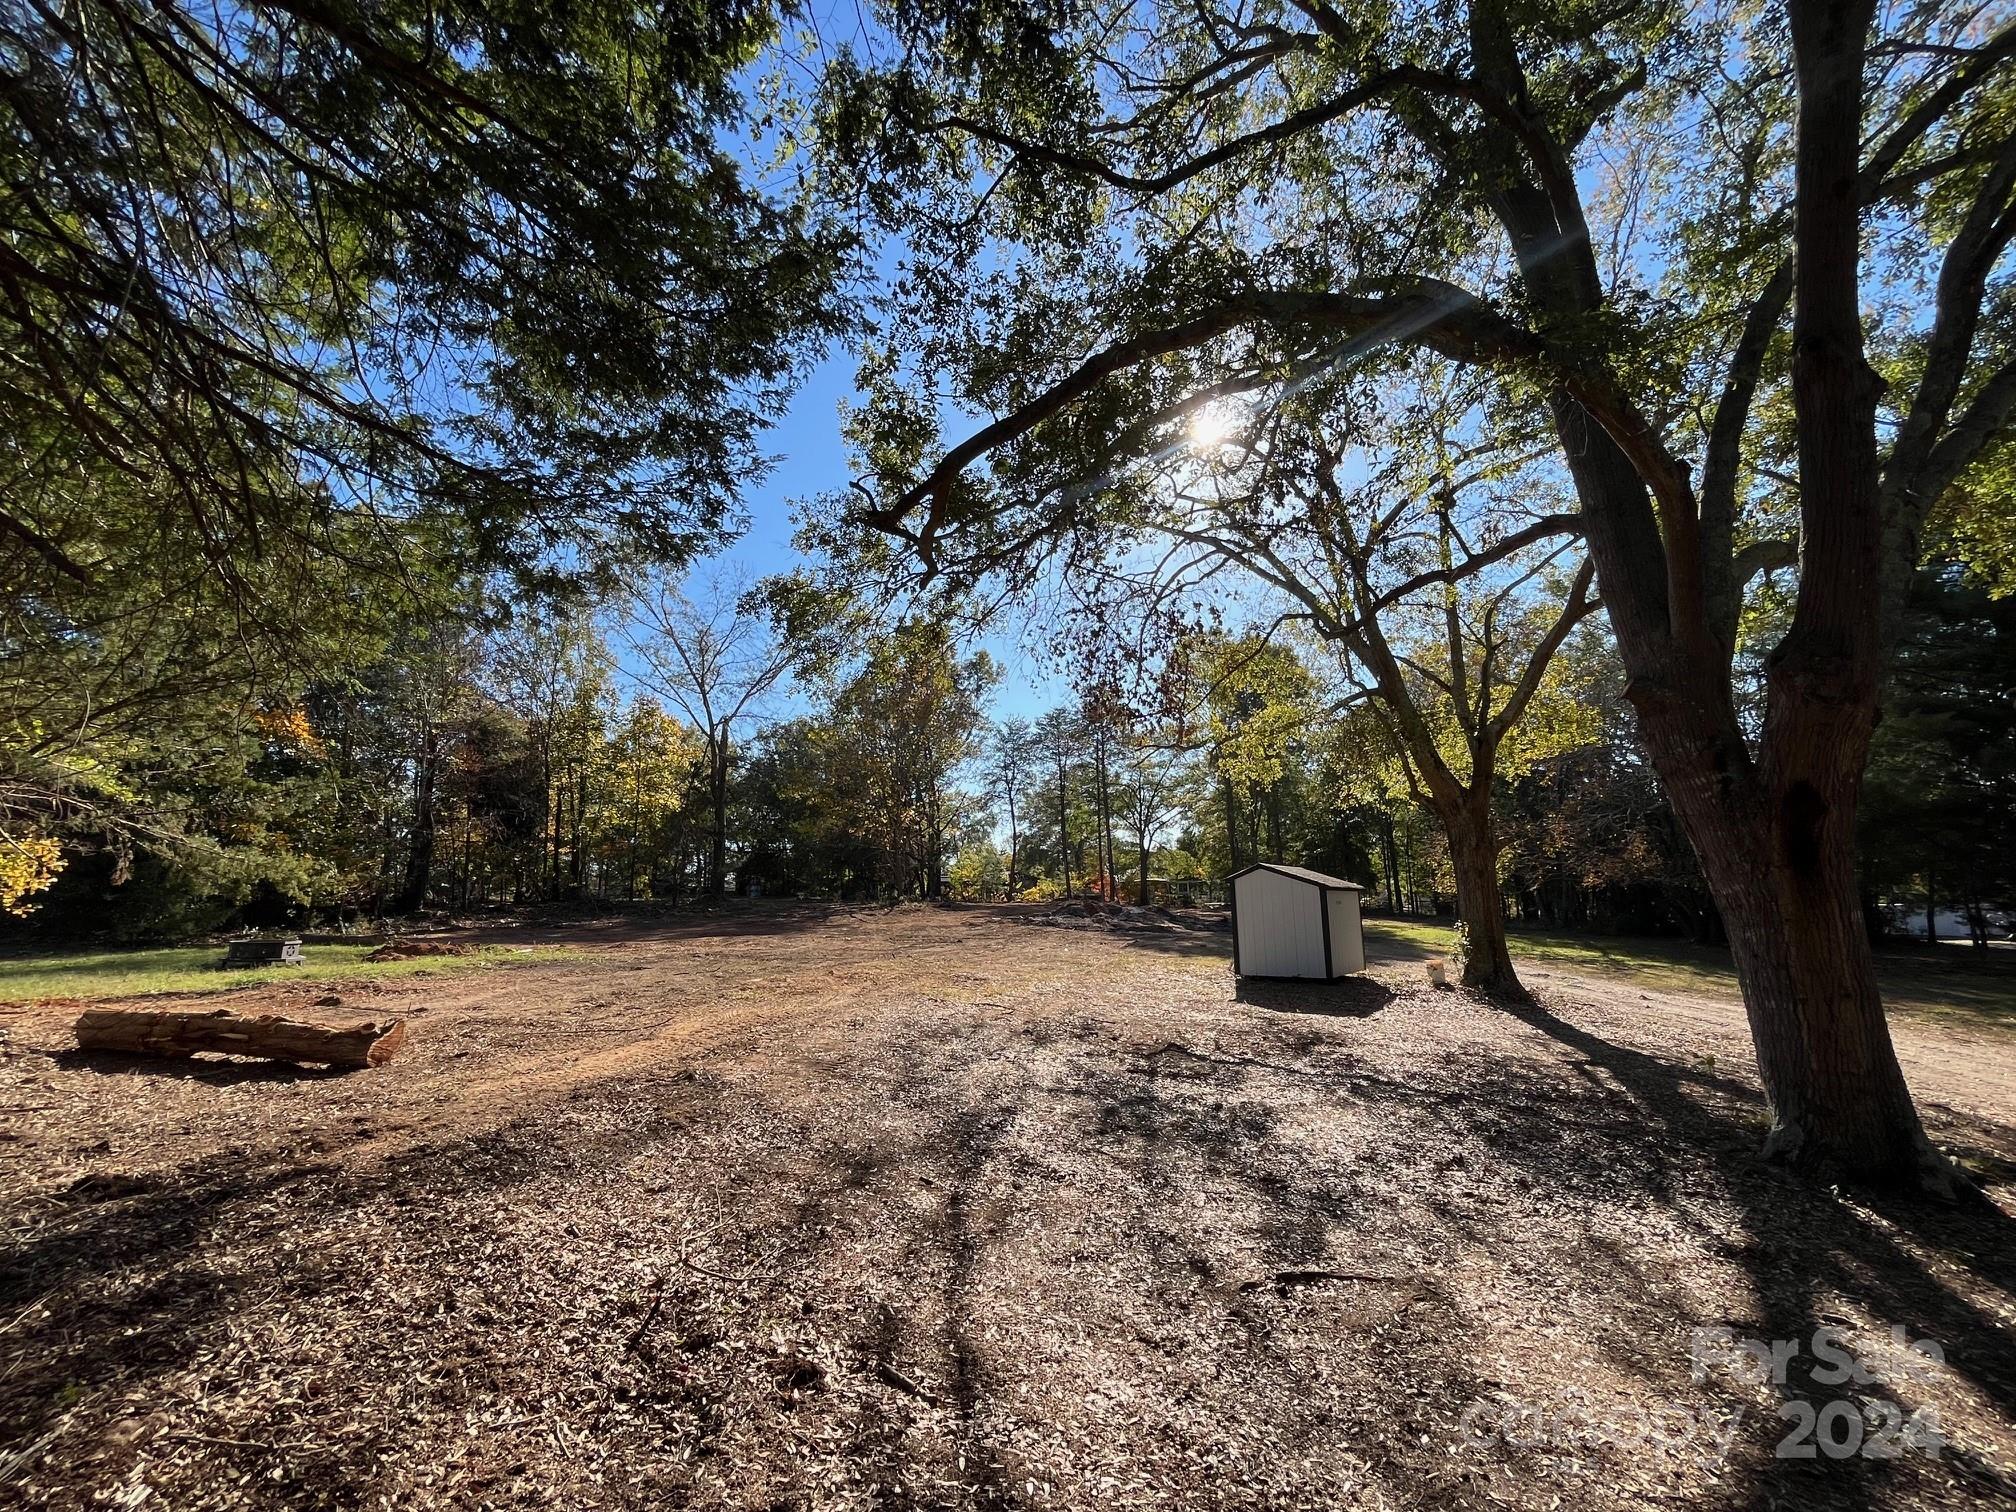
1588,560,1944,1189
1570,510,1944,1187
1634,683,1943,1187
1442,799,1521,995
1701,0,1937,1189
1137,837,1151,907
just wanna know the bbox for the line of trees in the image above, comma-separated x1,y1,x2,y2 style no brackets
8,605,707,939
8,553,2005,980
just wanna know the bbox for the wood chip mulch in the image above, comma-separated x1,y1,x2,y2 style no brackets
2,905,2013,1510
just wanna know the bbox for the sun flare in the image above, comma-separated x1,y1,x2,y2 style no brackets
1189,404,1237,450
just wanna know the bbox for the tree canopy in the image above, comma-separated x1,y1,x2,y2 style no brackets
2,0,848,875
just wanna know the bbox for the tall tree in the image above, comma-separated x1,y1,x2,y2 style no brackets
1062,367,1595,990
2,0,842,901
1079,693,1123,898
1032,708,1084,898
822,0,2016,1188
379,628,484,914
588,705,705,907
1188,634,1319,870
484,611,615,899
1858,575,2016,945
628,573,795,897
986,718,1038,894
1116,742,1197,906
808,623,996,897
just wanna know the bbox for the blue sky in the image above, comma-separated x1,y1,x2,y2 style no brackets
607,4,1077,728
660,343,1074,724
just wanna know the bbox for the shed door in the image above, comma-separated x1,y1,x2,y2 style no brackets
1235,871,1327,977
1326,890,1364,974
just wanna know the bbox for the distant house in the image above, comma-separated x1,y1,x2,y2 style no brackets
1887,904,2010,944
1228,863,1365,979
1145,877,1226,908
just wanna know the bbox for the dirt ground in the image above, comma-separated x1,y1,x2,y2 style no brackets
3,903,2014,1510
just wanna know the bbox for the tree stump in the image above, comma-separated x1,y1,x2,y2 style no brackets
74,1007,406,1069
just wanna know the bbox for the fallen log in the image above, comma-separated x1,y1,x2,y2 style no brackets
74,1006,407,1069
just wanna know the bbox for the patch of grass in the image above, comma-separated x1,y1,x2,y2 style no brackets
0,942,579,1005
1867,949,2016,1031
1363,917,2016,1032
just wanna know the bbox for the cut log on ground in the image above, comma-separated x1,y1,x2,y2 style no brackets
74,1007,407,1069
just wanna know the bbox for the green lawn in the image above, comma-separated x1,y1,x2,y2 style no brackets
0,942,577,1005
1364,917,2016,1032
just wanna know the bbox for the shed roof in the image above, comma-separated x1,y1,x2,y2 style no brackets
1226,862,1364,891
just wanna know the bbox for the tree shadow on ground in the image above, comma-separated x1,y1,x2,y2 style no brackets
0,1154,329,1460
1085,985,2016,1508
51,1047,350,1085
1482,993,2016,1508
1115,930,1234,960
475,898,845,946
1362,926,1441,964
1233,976,1393,1018
13,973,2014,1511
1052,1030,1510,1496
0,1121,556,1495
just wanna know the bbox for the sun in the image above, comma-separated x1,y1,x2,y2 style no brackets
1189,404,1237,450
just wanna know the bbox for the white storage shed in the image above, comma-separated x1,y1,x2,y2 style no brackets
1228,863,1365,979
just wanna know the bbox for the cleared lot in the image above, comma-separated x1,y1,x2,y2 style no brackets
2,904,2013,1510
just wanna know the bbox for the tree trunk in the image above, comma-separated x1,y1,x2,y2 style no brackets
709,739,729,898
1510,0,1941,1188
571,767,588,896
1443,801,1521,995
1632,679,1944,1188
394,737,438,914
1093,746,1114,899
628,780,641,902
1653,0,1937,1190
1055,763,1073,898
1005,789,1020,894
76,1006,407,1069
1137,837,1151,907
542,747,558,897
924,790,944,899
